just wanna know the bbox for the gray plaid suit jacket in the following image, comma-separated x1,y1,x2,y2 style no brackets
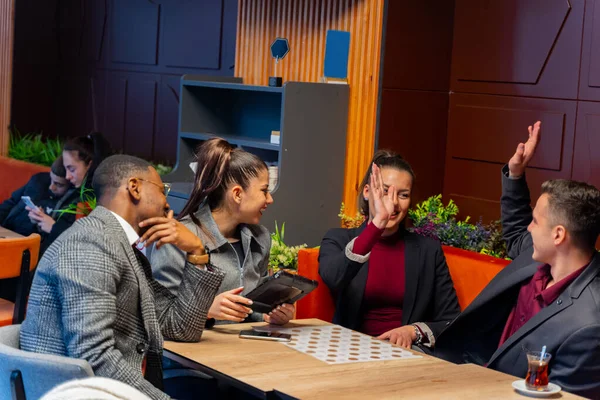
20,206,224,400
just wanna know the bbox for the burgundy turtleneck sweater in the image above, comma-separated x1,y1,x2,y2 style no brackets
352,222,406,336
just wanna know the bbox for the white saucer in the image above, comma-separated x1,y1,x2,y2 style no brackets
512,380,561,397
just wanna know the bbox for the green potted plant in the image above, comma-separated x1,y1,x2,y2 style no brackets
269,222,307,275
8,127,63,166
56,182,97,220
408,195,508,259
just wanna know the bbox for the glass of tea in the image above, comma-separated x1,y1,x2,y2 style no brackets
525,351,552,390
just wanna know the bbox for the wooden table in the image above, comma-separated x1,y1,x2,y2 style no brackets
165,319,582,399
0,226,23,239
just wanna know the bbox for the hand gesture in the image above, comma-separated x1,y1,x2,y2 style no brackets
369,163,397,229
508,121,541,178
263,303,295,325
26,206,55,233
138,210,204,254
377,325,416,349
208,287,253,322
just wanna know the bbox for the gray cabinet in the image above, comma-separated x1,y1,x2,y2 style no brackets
165,76,349,246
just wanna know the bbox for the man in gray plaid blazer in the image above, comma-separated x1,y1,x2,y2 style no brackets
21,155,226,400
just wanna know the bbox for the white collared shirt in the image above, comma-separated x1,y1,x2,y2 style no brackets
109,211,146,256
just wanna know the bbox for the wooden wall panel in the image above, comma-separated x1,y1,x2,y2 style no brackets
378,90,449,204
0,0,15,156
235,0,385,213
444,93,576,222
572,101,600,186
451,0,584,99
580,0,600,100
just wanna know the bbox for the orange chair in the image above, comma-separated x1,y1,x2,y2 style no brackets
442,245,510,310
0,234,41,326
296,248,335,322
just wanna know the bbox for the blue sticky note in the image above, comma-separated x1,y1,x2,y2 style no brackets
324,30,350,79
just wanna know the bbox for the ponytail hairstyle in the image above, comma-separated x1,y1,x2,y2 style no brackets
63,132,114,187
178,137,268,227
357,149,416,217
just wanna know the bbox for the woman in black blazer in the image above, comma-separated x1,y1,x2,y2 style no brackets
319,150,460,350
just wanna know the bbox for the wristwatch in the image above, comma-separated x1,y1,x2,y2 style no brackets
186,252,209,265
412,324,423,345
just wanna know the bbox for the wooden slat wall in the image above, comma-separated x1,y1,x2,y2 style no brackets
0,0,15,156
235,0,385,214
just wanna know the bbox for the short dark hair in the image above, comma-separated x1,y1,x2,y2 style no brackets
357,149,416,217
50,156,66,178
92,154,153,200
541,179,600,249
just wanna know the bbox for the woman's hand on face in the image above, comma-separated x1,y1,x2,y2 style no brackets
377,325,416,349
138,210,205,254
263,303,295,325
369,163,397,229
208,287,253,322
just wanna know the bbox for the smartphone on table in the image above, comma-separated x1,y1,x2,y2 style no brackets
239,330,292,342
21,196,38,209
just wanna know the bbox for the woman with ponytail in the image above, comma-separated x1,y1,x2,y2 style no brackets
148,138,295,325
27,132,113,253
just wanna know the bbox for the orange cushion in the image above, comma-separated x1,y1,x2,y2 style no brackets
442,245,510,310
296,248,335,322
0,156,50,203
0,298,15,327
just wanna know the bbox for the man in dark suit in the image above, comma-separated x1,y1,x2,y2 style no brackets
21,155,225,400
435,122,600,398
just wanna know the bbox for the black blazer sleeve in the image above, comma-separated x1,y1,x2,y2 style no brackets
500,165,534,259
420,240,461,339
318,226,365,293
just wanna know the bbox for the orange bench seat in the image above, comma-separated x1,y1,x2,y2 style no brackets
295,245,510,321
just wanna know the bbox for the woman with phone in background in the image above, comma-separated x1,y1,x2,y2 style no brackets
147,137,295,326
318,150,460,351
26,132,113,253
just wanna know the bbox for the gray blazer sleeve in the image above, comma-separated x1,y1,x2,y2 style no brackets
56,232,170,400
152,261,224,342
148,243,186,296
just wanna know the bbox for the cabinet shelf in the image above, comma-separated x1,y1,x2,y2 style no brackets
180,132,280,151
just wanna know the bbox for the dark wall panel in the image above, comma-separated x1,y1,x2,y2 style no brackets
381,0,455,91
444,93,576,222
123,75,158,159
572,101,600,186
377,0,455,206
103,74,128,151
155,75,181,163
110,0,160,65
449,106,565,171
161,0,223,69
450,0,584,99
579,0,600,100
12,0,237,164
378,90,448,203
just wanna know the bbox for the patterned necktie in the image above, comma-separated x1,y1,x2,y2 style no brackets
131,245,164,391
